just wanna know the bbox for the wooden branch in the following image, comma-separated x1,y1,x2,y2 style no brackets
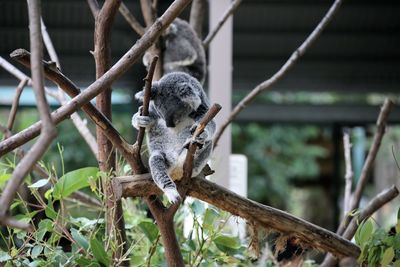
87,0,100,18
5,79,29,137
40,18,61,69
136,56,158,161
214,0,344,146
342,128,353,216
337,99,394,235
0,0,57,224
117,175,360,259
189,0,207,39
140,0,156,27
10,49,136,165
203,0,242,48
2,0,191,156
320,185,399,267
119,2,145,36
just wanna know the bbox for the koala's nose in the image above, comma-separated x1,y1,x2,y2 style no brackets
166,119,175,128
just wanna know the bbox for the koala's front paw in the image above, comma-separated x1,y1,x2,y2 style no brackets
132,113,153,129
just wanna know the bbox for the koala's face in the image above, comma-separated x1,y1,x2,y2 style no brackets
153,92,194,128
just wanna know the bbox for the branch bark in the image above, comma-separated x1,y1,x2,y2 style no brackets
1,0,192,157
336,99,394,235
320,185,399,267
5,79,29,138
342,128,353,216
119,2,145,36
203,0,242,48
0,0,57,225
214,0,344,146
189,0,207,39
93,1,124,260
116,175,360,259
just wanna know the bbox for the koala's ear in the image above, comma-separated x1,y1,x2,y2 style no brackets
177,82,201,110
134,82,159,102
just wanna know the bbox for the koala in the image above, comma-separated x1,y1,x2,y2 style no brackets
132,72,216,203
143,18,206,84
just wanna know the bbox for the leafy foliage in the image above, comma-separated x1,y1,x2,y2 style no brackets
355,210,400,266
232,123,327,208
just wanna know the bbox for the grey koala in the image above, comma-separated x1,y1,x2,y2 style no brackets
143,18,206,84
132,72,216,203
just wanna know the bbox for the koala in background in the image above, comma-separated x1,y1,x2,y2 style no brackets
143,18,206,84
132,72,216,203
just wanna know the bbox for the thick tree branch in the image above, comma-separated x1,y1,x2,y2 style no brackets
203,0,242,48
214,0,343,146
320,185,399,267
1,0,192,157
189,0,207,39
119,2,145,36
116,175,360,259
0,0,57,225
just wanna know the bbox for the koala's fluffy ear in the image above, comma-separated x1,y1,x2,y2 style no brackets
134,82,159,102
177,82,201,110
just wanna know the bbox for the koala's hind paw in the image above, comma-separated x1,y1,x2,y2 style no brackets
132,114,153,129
164,187,182,204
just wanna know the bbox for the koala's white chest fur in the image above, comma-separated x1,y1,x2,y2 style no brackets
168,149,187,181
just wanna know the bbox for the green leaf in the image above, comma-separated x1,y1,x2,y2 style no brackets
0,174,11,187
76,257,100,267
213,235,241,254
90,237,110,266
28,179,49,188
138,221,159,242
381,247,394,267
355,219,374,246
0,250,11,262
31,245,43,259
203,208,219,232
71,229,89,250
53,167,99,200
45,199,58,220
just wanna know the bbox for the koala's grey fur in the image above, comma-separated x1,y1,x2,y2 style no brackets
143,18,206,84
132,72,215,203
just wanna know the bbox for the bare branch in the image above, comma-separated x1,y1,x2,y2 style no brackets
1,216,33,231
119,2,146,36
140,0,156,27
6,79,29,136
214,0,344,146
189,0,207,38
342,128,353,216
320,185,399,267
136,56,158,163
41,18,61,69
2,0,191,159
203,0,242,48
87,0,100,18
117,175,360,259
337,99,394,235
0,0,57,223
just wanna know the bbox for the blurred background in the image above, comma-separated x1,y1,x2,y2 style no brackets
1,0,400,233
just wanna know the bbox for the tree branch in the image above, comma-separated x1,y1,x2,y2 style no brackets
119,2,145,36
320,185,399,267
214,0,344,146
337,99,394,235
0,0,57,224
1,0,192,157
342,128,353,216
116,175,360,259
203,0,242,48
189,0,207,39
5,79,29,138
87,0,100,18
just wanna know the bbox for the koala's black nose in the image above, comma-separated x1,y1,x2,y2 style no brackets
166,119,175,128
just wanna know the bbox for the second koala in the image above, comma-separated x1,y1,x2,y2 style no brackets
132,72,216,203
